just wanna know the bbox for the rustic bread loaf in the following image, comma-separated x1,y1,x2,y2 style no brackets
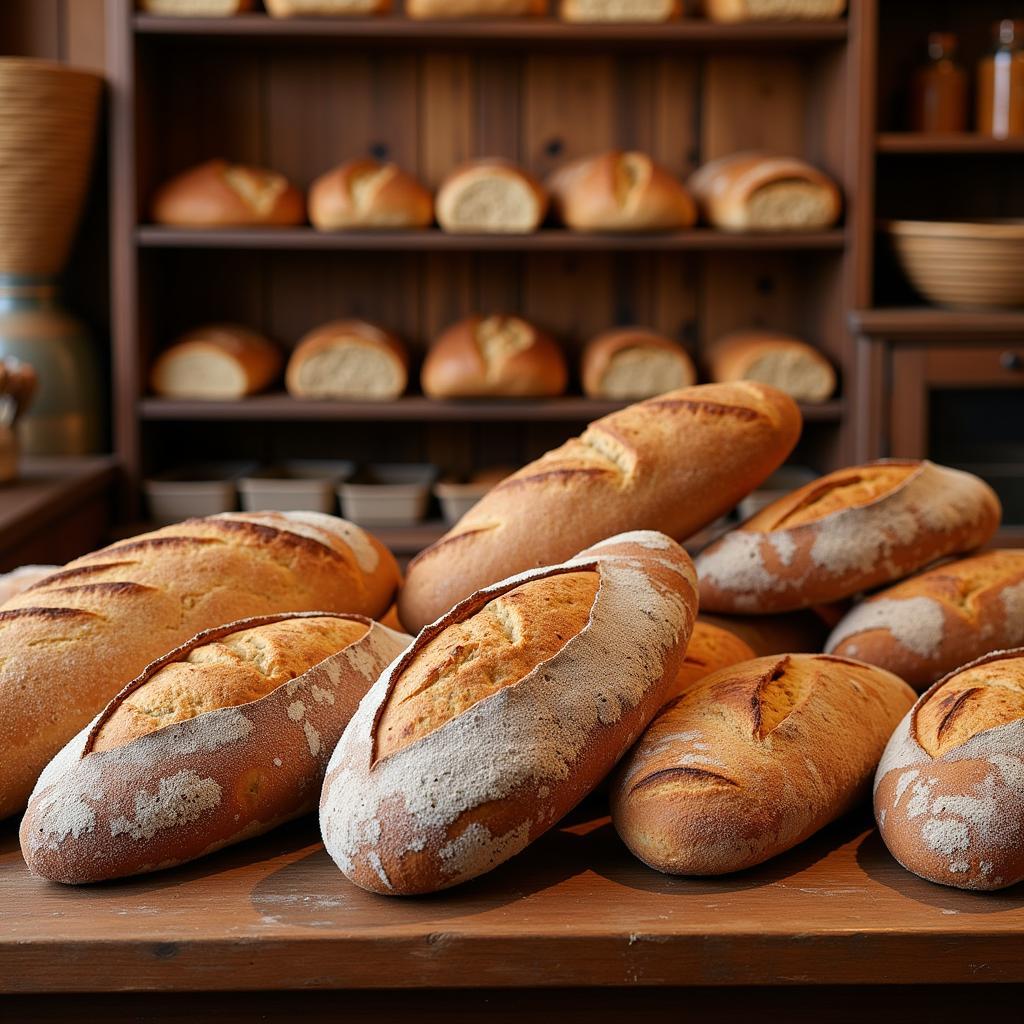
613,653,915,875
398,381,800,632
708,329,836,403
0,511,400,820
152,160,305,228
21,612,411,883
581,328,697,399
875,648,1024,891
436,160,548,234
547,151,697,232
285,319,408,400
828,551,1024,690
140,0,253,12
703,0,846,20
266,0,391,12
688,152,841,232
309,159,432,230
560,0,680,21
407,0,545,16
0,565,59,605
669,620,755,701
421,315,567,399
150,324,282,400
322,531,698,894
698,609,830,656
696,460,1001,615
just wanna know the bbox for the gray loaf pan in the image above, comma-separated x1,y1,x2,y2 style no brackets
144,462,257,525
238,460,355,514
339,464,437,526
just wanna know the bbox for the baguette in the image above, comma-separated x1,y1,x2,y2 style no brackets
398,381,800,632
581,328,697,399
559,0,680,21
0,511,400,820
696,460,1001,614
436,160,548,234
321,531,698,894
669,620,754,701
20,613,411,883
828,551,1024,690
407,0,545,16
708,329,836,404
309,159,432,230
612,653,915,875
874,648,1024,891
703,0,846,21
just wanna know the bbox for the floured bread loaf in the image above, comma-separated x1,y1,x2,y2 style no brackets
669,620,755,701
436,160,548,234
708,329,836,404
321,531,698,894
286,320,408,400
407,0,545,16
828,551,1024,690
703,0,846,21
20,613,411,883
560,0,680,21
696,460,1001,614
613,653,914,875
0,511,400,820
139,0,253,13
875,648,1024,891
266,0,391,13
421,315,567,398
581,328,697,399
309,159,432,230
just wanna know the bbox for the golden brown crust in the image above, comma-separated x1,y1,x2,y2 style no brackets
581,328,697,399
407,0,545,17
435,160,548,234
707,329,836,403
668,620,755,701
559,0,681,21
703,0,846,21
265,0,391,14
309,159,433,230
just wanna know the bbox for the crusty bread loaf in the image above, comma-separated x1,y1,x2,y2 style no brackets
421,315,567,399
152,160,305,228
827,551,1024,690
266,0,391,13
150,324,282,400
398,381,800,632
0,511,400,820
708,329,836,404
669,620,754,701
559,0,680,21
547,151,697,232
703,0,846,21
581,328,697,399
285,320,408,400
407,0,545,16
875,648,1024,891
688,152,842,232
613,653,915,875
139,0,253,13
309,159,432,231
696,460,1001,615
436,160,548,234
321,531,698,894
0,565,59,605
698,609,829,656
20,612,411,883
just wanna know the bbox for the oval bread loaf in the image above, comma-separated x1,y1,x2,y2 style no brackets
669,620,755,701
265,0,392,15
612,653,915,875
708,329,836,404
0,511,400,820
696,460,1001,614
309,159,432,231
581,328,697,400
321,531,698,894
20,612,411,883
560,0,680,21
874,648,1024,891
703,0,846,21
407,0,545,17
436,160,548,234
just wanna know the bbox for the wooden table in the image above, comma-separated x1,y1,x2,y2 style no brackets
4,798,1024,1021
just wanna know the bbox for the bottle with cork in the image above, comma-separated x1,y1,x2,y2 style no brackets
910,32,968,133
978,19,1024,137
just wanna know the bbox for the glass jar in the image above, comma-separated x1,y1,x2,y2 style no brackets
910,32,968,133
977,19,1024,137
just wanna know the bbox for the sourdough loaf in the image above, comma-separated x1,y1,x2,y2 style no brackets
669,620,755,701
613,653,915,875
696,460,1001,614
398,381,800,632
703,0,846,20
875,648,1024,891
436,160,548,234
309,159,432,230
708,329,836,404
0,511,400,820
560,0,680,21
321,531,697,894
581,328,697,399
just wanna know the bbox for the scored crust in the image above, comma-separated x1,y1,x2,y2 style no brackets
308,159,433,231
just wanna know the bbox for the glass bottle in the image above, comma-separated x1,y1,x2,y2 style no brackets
910,32,968,133
978,19,1024,137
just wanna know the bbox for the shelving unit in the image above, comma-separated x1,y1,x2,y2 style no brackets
877,133,1024,154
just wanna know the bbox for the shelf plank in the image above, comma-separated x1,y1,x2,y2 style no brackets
850,308,1024,338
877,133,1024,155
136,226,847,253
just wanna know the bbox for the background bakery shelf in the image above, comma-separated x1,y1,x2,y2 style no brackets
850,308,1024,339
876,133,1024,155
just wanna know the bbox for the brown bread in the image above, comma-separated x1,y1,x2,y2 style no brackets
581,328,697,400
668,620,756,701
308,159,432,231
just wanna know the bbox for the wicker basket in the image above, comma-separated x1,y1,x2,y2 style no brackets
0,59,102,276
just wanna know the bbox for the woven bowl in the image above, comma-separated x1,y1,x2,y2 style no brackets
0,59,102,276
887,219,1024,310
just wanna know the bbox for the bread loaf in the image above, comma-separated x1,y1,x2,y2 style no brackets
309,159,432,230
407,0,545,16
548,151,697,232
581,328,697,399
612,653,915,875
669,620,754,701
150,324,282,400
20,612,411,883
708,329,836,404
703,0,846,21
266,0,391,13
698,609,829,656
321,531,698,894
152,160,305,228
696,460,1001,614
139,0,253,13
559,0,680,21
436,160,548,234
0,565,59,605
875,648,1024,891
827,551,1024,690
285,320,408,400
688,152,841,232
0,511,400,820
421,315,567,399
399,381,799,632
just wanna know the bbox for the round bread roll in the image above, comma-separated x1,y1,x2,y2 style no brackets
421,315,567,399
407,0,545,16
140,0,254,12
560,0,680,21
285,320,408,401
151,324,282,400
548,151,697,232
703,0,846,21
668,620,755,701
309,159,432,231
708,329,836,404
875,648,1024,891
581,328,697,399
436,160,548,235
696,460,1002,614
265,0,391,13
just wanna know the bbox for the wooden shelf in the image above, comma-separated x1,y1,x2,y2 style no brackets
850,308,1024,339
877,133,1024,155
136,226,847,253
